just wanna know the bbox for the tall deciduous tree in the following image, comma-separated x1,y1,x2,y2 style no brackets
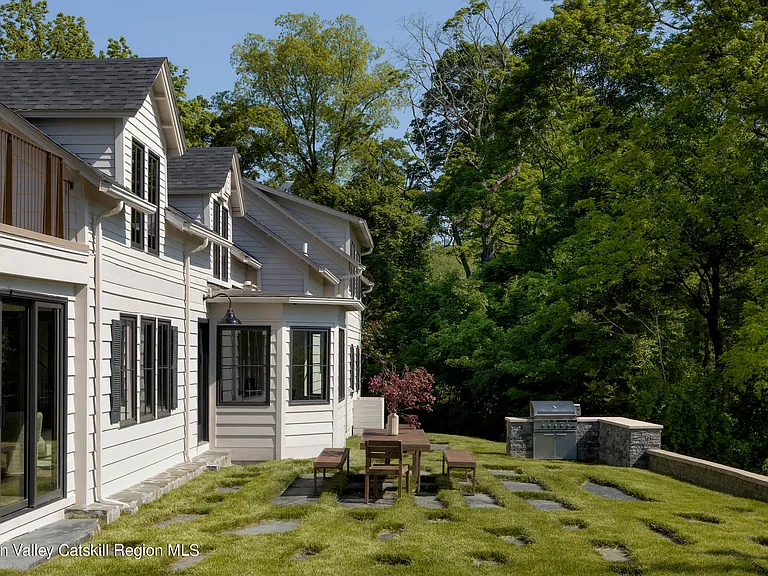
396,0,531,277
0,0,93,58
229,13,407,187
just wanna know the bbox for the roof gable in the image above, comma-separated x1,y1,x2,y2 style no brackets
247,179,374,250
0,58,166,113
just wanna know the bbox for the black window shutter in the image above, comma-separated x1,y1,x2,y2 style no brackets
171,326,179,410
110,319,123,424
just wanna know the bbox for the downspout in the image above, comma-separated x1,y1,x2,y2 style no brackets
183,238,210,462
92,199,124,505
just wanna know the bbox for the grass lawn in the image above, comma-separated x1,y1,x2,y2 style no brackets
14,433,768,576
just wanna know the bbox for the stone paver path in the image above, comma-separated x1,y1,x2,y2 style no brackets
170,554,207,571
465,493,502,508
596,547,630,562
503,481,545,492
378,530,400,541
155,514,203,528
583,482,641,502
528,499,569,511
228,520,301,535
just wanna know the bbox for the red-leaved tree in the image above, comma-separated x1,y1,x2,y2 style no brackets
368,365,436,428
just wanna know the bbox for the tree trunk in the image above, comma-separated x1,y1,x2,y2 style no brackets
451,221,472,279
706,257,723,366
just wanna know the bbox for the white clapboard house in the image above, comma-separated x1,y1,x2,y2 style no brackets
0,57,372,541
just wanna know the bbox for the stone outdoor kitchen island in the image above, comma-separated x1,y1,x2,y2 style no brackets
506,415,663,468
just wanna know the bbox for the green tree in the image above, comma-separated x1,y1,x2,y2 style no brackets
229,13,406,186
0,0,93,58
397,0,532,277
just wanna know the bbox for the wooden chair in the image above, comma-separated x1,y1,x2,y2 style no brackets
364,440,410,503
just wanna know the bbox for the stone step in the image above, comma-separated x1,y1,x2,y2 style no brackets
66,450,231,524
0,519,99,571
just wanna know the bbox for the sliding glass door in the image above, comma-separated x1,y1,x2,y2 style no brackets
0,297,64,518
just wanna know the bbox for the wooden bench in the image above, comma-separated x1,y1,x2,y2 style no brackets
442,449,477,494
313,448,350,494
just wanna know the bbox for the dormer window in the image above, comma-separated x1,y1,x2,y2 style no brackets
212,200,229,282
130,140,145,249
222,206,229,282
147,152,160,254
213,200,221,278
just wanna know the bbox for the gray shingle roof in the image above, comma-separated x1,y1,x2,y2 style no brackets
0,58,166,112
167,147,237,190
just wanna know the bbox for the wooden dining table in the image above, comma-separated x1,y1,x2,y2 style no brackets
360,427,431,492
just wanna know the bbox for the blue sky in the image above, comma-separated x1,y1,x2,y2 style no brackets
48,0,554,137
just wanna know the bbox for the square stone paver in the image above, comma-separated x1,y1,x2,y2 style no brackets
583,482,641,502
338,495,395,508
489,470,522,477
596,547,630,562
465,494,502,509
217,486,241,494
378,530,400,541
272,475,321,506
228,520,301,535
292,549,319,561
502,536,527,546
415,495,446,509
528,499,569,511
170,554,207,571
155,514,203,528
503,481,544,492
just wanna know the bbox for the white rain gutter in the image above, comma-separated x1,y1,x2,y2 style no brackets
92,199,125,506
183,238,210,462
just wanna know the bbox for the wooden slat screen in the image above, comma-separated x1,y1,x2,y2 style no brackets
0,128,68,239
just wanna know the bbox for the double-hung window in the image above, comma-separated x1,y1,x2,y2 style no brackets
356,346,361,392
157,321,177,417
338,329,345,401
147,152,160,254
291,328,329,403
111,315,137,426
140,318,155,420
213,201,221,279
130,141,145,249
217,327,270,405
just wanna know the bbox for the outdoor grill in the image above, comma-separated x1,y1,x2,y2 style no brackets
530,401,579,460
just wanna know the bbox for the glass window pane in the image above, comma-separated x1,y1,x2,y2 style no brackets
290,329,328,402
36,306,59,498
218,328,268,404
1,303,28,507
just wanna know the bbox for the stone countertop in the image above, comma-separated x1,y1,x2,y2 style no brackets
505,416,662,430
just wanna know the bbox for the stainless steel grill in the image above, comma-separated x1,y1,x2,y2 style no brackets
530,401,578,460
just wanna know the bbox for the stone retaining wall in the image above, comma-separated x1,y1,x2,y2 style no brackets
648,449,768,503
